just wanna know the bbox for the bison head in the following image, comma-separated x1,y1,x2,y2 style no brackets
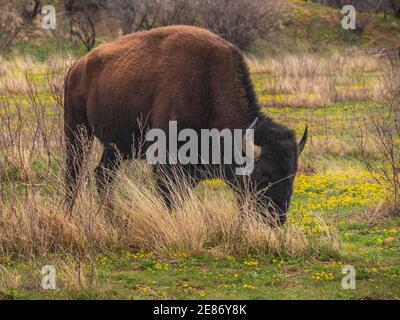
242,118,307,225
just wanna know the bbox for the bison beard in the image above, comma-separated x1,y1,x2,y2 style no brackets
64,25,307,225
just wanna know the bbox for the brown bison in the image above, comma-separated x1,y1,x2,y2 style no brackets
64,25,307,224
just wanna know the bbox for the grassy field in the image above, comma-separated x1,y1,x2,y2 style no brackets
1,1,400,300
0,50,399,300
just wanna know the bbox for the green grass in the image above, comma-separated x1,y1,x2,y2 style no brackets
1,243,399,300
285,0,400,52
1,109,399,299
9,38,103,62
2,83,400,299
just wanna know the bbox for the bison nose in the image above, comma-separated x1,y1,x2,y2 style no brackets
278,213,287,225
275,202,288,225
267,211,286,227
283,200,291,213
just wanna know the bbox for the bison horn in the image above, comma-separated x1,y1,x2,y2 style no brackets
248,117,259,131
243,118,262,160
297,126,308,156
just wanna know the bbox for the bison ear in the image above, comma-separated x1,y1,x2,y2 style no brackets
243,117,262,160
297,127,308,156
243,135,262,160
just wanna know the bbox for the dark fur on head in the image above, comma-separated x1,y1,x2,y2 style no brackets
238,57,298,224
251,119,298,224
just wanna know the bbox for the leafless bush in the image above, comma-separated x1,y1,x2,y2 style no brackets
0,59,67,186
359,102,400,213
155,0,196,26
0,3,23,52
65,0,106,51
21,0,42,23
70,14,96,51
390,0,400,18
359,57,400,213
105,0,287,50
105,0,161,35
192,0,287,50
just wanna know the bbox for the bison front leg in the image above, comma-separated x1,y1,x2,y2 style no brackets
95,146,123,212
155,179,174,210
153,164,199,211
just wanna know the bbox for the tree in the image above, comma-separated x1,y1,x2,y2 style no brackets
106,0,287,51
0,2,23,52
359,51,400,214
389,0,400,18
65,0,105,51
22,0,42,23
156,0,196,26
192,0,287,50
105,0,162,35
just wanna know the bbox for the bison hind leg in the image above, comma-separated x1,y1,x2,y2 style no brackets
65,123,94,213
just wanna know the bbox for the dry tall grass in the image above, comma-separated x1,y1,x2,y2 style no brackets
0,154,340,259
0,55,342,261
246,52,387,107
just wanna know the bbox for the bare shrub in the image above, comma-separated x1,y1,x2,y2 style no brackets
21,0,42,23
156,0,196,26
105,0,161,35
356,203,398,225
105,0,287,50
0,3,23,52
65,0,105,51
359,57,400,213
192,0,287,50
390,0,400,18
46,55,75,106
359,102,400,213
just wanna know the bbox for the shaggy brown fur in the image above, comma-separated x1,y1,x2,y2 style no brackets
64,25,305,223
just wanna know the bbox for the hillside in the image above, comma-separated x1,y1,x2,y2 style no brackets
251,0,400,55
10,1,400,60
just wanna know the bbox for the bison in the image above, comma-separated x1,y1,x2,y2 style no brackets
64,25,307,224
